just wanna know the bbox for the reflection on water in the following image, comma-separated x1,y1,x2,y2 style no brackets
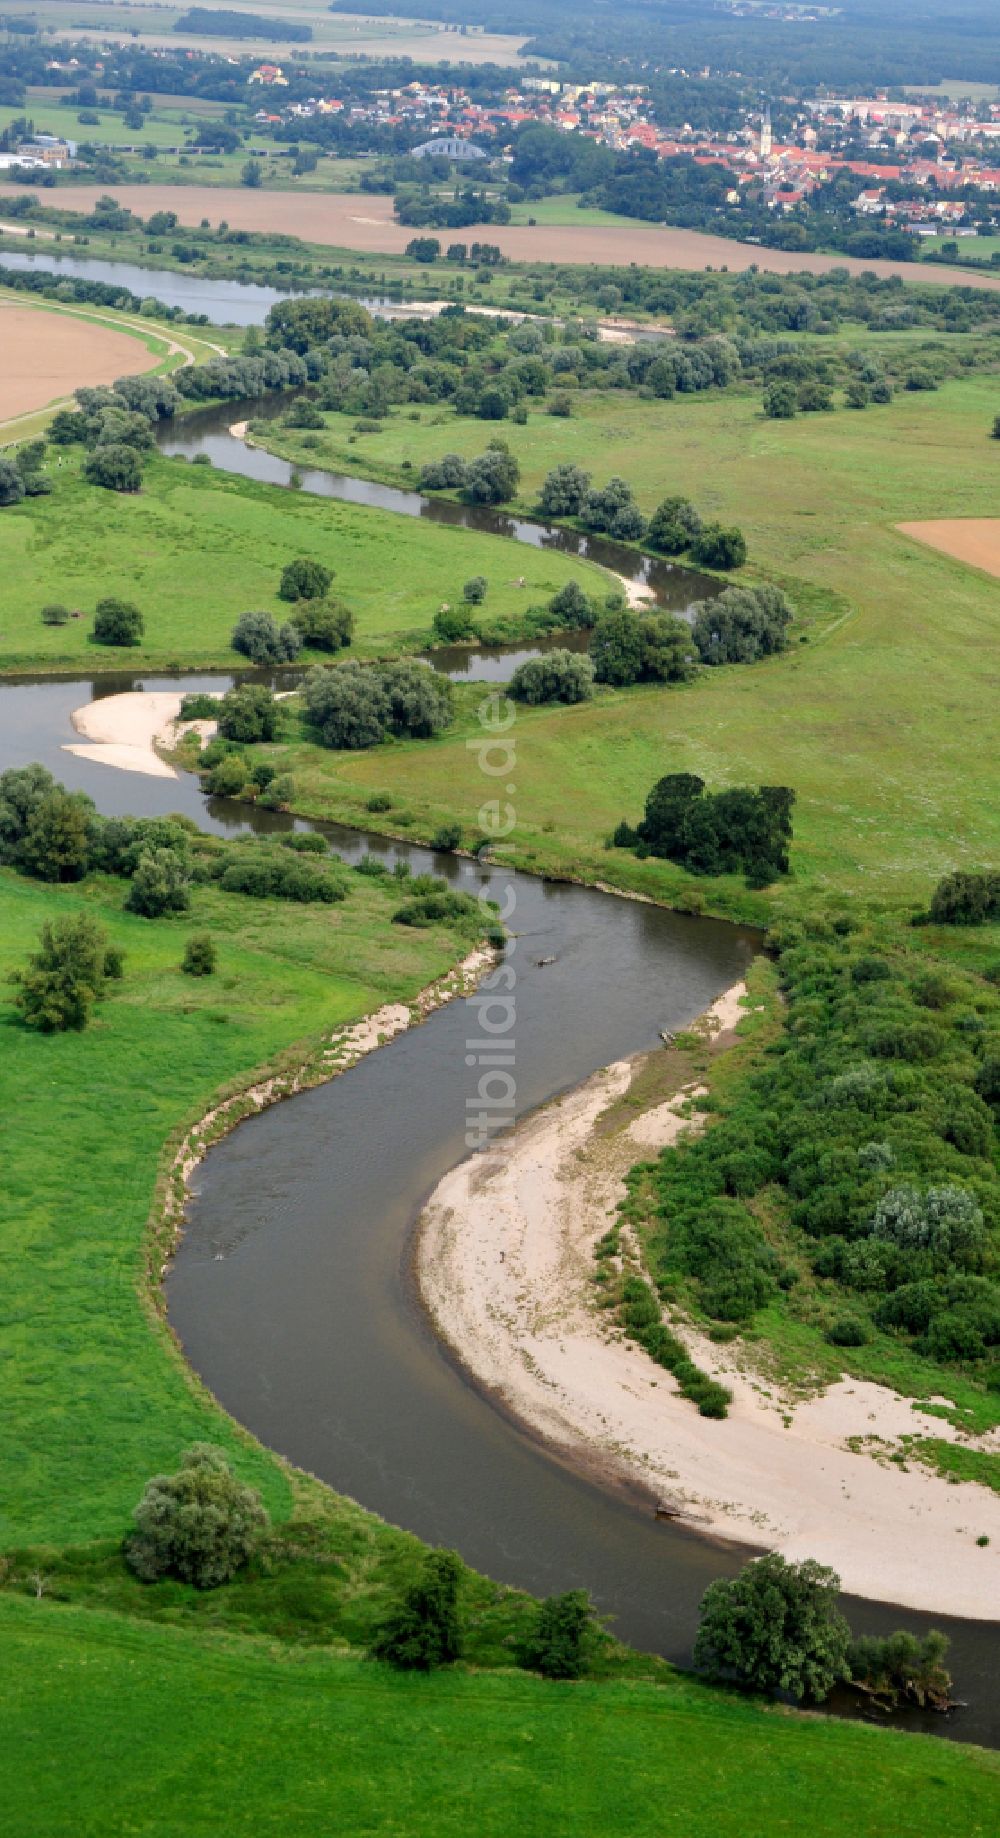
155,398,718,623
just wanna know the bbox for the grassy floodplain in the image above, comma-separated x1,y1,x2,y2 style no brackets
0,448,605,671
3,1595,999,1838
0,860,490,1545
252,373,1000,915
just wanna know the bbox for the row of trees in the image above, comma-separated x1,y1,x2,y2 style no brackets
119,1443,954,1706
537,468,747,569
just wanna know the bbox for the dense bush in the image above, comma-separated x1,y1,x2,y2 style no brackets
231,610,303,666
11,912,110,1033
370,1549,463,1671
538,463,591,518
689,523,748,570
13,786,95,883
694,1555,851,1702
82,443,144,492
692,584,793,666
847,1630,953,1710
125,1444,269,1589
589,608,695,687
217,685,283,745
638,922,999,1363
288,597,354,652
182,932,217,976
928,870,1000,926
519,1591,596,1680
278,556,333,603
124,847,191,918
92,597,144,647
547,580,597,629
647,495,703,554
581,476,646,542
304,661,452,751
620,772,795,884
509,649,595,705
218,852,346,904
40,602,70,626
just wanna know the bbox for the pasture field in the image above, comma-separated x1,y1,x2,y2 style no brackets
0,449,603,671
3,1596,999,1838
0,861,485,1547
254,375,1000,916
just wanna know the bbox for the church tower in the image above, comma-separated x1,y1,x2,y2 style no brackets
760,106,772,161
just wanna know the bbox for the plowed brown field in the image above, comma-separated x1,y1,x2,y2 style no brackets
897,518,1000,579
4,185,1000,291
0,301,158,423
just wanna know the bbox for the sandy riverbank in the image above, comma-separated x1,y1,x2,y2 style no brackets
417,982,1000,1618
66,689,219,778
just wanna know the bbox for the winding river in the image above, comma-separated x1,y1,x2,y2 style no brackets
1,367,996,1742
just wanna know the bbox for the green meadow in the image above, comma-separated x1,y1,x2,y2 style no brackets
0,863,481,1546
3,1597,999,1838
0,450,603,671
257,376,1000,915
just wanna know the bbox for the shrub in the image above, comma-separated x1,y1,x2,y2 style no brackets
520,1591,596,1680
15,787,94,883
182,933,216,976
304,662,390,750
464,444,520,505
547,580,596,628
418,452,468,491
928,869,1000,926
581,476,645,542
689,523,747,570
694,1554,851,1701
92,597,144,647
40,602,70,626
847,1630,953,1710
178,693,219,720
288,597,354,652
124,847,191,918
538,463,591,518
124,1444,268,1589
366,793,393,812
217,685,283,744
647,495,703,554
204,754,249,798
433,604,476,642
0,455,26,506
259,773,295,811
83,443,144,491
431,822,462,851
231,610,302,666
12,913,109,1033
281,831,326,854
692,584,792,666
218,854,344,903
279,556,333,602
370,1549,463,1670
827,1315,872,1347
869,1184,985,1269
589,608,695,688
462,575,488,605
627,773,794,882
510,649,595,705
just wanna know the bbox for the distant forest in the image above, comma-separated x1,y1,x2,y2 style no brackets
329,0,1000,88
177,7,313,40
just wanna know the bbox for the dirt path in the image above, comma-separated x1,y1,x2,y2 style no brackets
4,185,1000,291
417,985,1000,1617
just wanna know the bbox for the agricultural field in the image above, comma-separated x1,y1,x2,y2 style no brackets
16,0,536,65
254,374,1000,914
0,299,161,422
0,448,604,671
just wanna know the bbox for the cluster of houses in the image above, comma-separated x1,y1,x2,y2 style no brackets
253,70,1000,234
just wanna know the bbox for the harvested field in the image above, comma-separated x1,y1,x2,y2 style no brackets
0,301,158,422
897,517,1000,579
4,185,1000,290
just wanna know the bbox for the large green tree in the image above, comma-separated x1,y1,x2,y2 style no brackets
694,1554,851,1701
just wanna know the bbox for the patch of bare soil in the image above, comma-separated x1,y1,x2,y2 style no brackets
0,301,158,422
897,518,1000,580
